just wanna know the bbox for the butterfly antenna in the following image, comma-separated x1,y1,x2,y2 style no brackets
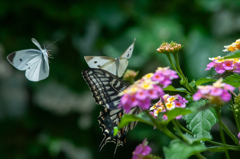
46,39,58,49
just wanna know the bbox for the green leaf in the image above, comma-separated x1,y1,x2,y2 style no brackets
165,108,193,124
223,51,240,59
223,73,240,87
189,80,196,88
183,133,211,144
118,112,165,130
183,100,218,139
163,85,189,93
163,139,206,159
195,77,216,86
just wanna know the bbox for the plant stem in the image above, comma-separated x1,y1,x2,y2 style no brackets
231,104,240,132
165,53,182,78
206,141,240,150
216,108,230,159
172,119,205,159
175,120,193,135
195,153,206,159
172,53,195,94
219,120,239,145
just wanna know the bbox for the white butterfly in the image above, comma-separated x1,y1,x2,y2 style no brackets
84,39,135,77
7,38,50,82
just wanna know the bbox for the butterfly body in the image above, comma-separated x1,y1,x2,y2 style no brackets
84,39,135,77
7,38,50,82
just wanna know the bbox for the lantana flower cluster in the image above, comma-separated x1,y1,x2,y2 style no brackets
132,138,152,159
193,78,235,104
205,56,240,74
150,94,188,120
206,39,240,74
119,67,178,113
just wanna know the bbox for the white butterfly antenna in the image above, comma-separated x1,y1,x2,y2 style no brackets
45,39,58,49
45,39,58,59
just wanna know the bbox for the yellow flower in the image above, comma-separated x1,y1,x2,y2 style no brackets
167,96,177,102
166,102,176,110
213,78,224,88
215,59,225,63
223,39,240,52
141,80,153,90
143,73,154,79
154,107,163,116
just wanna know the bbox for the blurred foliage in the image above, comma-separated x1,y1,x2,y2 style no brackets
1,0,240,158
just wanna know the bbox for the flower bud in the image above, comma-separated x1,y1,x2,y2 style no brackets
123,69,138,83
157,41,183,54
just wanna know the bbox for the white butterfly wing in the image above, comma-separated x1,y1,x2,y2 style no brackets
84,56,115,68
100,60,117,76
120,38,135,59
117,58,128,77
25,54,49,82
7,49,42,71
31,38,43,50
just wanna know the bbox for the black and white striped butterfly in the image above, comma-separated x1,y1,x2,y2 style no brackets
82,68,141,155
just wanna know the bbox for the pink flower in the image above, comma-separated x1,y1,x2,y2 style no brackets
210,88,223,96
215,64,225,74
150,94,188,120
206,56,240,74
119,67,178,112
132,139,152,159
193,92,203,101
136,90,148,100
221,90,232,102
223,61,234,70
193,78,235,104
152,67,178,88
205,62,215,70
238,132,240,145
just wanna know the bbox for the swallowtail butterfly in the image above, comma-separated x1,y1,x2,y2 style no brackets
82,68,141,155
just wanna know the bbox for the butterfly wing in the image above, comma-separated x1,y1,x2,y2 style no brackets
7,49,42,71
120,38,135,59
25,53,49,82
84,56,115,68
98,107,142,155
82,68,128,110
117,58,128,77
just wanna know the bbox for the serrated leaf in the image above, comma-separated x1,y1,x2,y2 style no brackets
163,139,206,159
223,73,240,87
223,51,240,59
183,133,211,144
163,85,189,93
183,100,218,139
195,77,216,86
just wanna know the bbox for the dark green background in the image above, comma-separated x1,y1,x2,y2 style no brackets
0,0,240,158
